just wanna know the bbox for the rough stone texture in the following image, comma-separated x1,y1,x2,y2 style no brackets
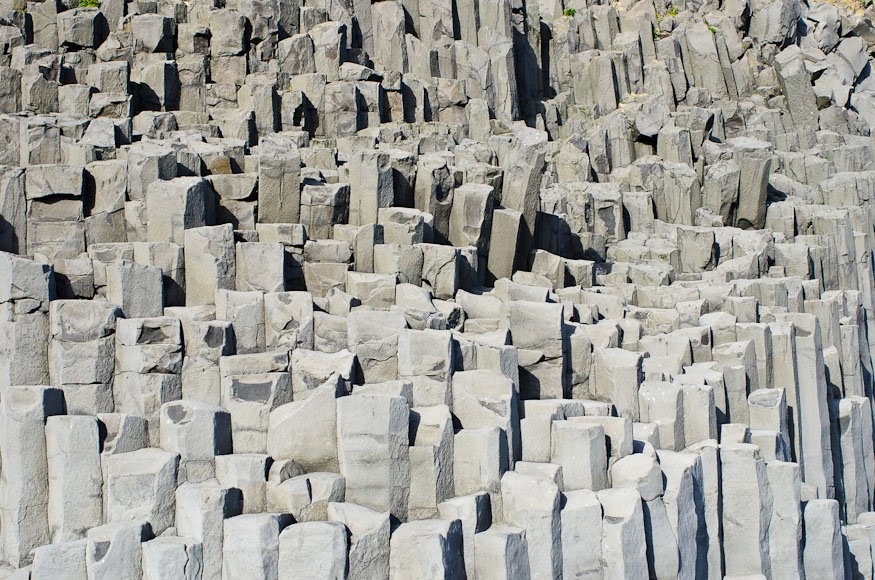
2,0,875,576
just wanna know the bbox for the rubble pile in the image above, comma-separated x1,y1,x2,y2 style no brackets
2,0,875,576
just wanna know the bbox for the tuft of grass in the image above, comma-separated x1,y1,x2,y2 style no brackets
78,0,100,8
563,8,576,17
703,17,717,34
823,0,866,14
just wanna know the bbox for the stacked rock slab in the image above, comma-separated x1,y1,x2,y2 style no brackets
3,0,875,577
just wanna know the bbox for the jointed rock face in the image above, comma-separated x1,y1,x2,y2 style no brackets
1,0,875,577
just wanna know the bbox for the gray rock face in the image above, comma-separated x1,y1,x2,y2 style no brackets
3,0,875,576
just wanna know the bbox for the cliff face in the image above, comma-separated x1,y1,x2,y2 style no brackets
1,0,875,578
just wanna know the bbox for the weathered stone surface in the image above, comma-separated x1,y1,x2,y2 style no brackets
0,0,873,574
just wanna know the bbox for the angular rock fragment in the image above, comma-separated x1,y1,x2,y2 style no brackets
0,0,874,573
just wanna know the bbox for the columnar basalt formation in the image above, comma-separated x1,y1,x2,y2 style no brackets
1,0,875,577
